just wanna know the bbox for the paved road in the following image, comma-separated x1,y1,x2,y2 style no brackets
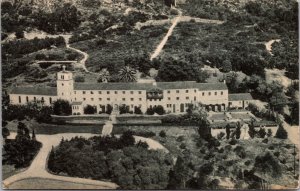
3,132,167,189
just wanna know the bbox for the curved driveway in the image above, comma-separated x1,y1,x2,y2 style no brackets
3,133,167,189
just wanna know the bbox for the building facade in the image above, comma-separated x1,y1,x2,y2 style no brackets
9,68,251,115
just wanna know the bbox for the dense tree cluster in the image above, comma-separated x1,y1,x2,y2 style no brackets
3,102,53,123
156,57,209,82
2,36,65,59
3,122,41,168
53,99,72,116
48,131,172,189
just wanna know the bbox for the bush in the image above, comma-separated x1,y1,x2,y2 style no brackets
133,131,156,138
258,128,266,138
134,106,143,114
254,152,282,178
84,105,97,114
229,138,237,145
179,143,186,149
217,132,225,140
35,53,47,60
159,130,166,138
153,105,165,115
53,99,72,116
267,129,273,137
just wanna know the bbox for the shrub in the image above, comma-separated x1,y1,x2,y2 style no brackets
217,132,225,140
134,106,143,114
179,143,186,150
159,130,166,138
267,129,273,137
268,145,274,150
275,123,288,139
35,53,47,60
262,138,268,143
258,128,266,138
254,152,282,178
119,104,131,114
229,138,237,145
177,135,185,142
153,105,165,115
84,105,97,114
133,131,156,138
53,99,72,116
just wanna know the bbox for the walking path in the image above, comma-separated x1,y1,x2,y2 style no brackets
265,39,281,55
3,132,167,189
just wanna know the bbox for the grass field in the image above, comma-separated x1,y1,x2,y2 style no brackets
7,178,111,189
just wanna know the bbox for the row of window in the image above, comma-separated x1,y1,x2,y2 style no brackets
19,96,52,104
76,97,143,102
76,90,143,95
167,89,198,94
202,91,223,96
166,103,191,108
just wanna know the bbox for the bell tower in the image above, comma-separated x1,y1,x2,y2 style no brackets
56,66,74,102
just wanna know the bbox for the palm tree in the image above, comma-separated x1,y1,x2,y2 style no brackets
118,66,137,82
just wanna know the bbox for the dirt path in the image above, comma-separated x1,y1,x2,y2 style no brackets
149,9,224,60
3,132,167,189
265,39,281,55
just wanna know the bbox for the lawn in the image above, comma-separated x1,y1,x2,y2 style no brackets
7,178,110,189
2,165,25,180
6,120,102,135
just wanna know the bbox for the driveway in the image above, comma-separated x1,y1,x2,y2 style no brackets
3,132,167,189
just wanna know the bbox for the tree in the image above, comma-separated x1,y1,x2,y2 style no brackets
236,122,241,139
146,107,155,115
267,129,273,137
258,128,266,138
119,131,135,147
32,129,36,141
53,99,72,116
225,124,231,139
156,58,209,82
159,130,166,138
106,104,113,114
134,106,142,114
98,68,110,83
169,156,194,189
15,28,24,39
2,126,10,139
275,122,288,139
248,120,256,138
153,105,165,115
84,105,97,114
221,59,232,73
119,104,130,114
118,66,137,82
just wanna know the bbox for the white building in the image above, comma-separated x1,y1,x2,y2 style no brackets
9,68,249,115
228,93,254,109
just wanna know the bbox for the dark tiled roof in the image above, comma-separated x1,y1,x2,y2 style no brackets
196,83,228,91
74,83,153,90
10,87,57,96
156,81,197,89
74,82,228,91
72,101,83,105
229,93,253,101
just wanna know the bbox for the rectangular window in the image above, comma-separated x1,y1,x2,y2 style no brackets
98,91,102,94
83,98,86,101
176,97,179,100
168,97,171,100
122,98,126,101
107,98,110,101
215,92,217,96
167,90,170,93
115,91,118,94
186,90,189,93
194,96,196,101
139,98,142,101
221,91,223,95
130,91,134,94
91,98,94,101
194,89,197,93
202,92,205,96
138,91,142,94
26,96,29,103
186,97,189,100
75,98,77,101
99,98,102,101
176,90,180,93
209,92,211,96
83,91,86,94
74,91,76,94
123,91,126,94
91,91,94,94
18,96,21,103
107,91,110,94
131,98,134,101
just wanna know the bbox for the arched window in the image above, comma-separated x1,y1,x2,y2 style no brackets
49,97,52,104
34,97,36,102
41,97,44,103
26,96,29,103
18,96,21,103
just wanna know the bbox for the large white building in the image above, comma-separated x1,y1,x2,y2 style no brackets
9,68,252,115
